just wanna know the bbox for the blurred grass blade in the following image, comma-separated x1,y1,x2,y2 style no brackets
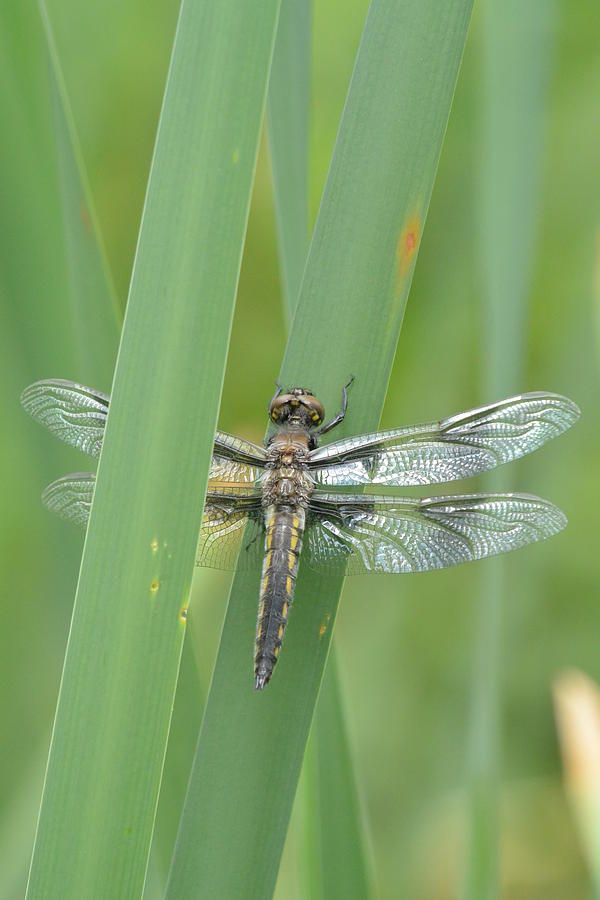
480,0,558,396
0,740,47,900
41,1,120,389
462,2,557,897
167,2,473,897
266,0,310,325
25,1,281,897
309,656,374,898
554,670,600,893
0,10,120,896
268,4,373,894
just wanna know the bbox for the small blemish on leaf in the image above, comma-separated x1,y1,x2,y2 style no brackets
179,606,188,624
319,613,331,637
397,213,421,279
150,579,160,594
151,538,158,554
232,148,240,164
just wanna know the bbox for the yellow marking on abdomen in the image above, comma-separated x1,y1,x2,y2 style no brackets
282,601,288,618
290,531,299,551
265,551,273,570
286,576,292,595
278,624,284,640
261,575,269,594
292,516,300,529
288,552,295,571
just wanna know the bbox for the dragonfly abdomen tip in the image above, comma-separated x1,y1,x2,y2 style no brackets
254,670,270,691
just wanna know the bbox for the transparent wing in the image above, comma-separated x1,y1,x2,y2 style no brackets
304,492,566,575
41,473,264,571
42,472,95,526
21,378,267,482
21,379,109,457
210,433,267,484
196,488,264,572
308,392,579,487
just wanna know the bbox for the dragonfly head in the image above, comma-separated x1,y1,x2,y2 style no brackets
269,387,325,429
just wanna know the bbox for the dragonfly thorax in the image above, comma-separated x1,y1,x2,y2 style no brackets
263,435,314,510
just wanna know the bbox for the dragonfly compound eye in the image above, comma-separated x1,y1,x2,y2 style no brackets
301,394,325,426
269,394,293,422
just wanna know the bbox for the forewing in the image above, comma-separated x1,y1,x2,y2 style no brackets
211,431,267,484
308,392,579,486
21,378,267,482
305,492,566,575
42,472,95,526
196,488,264,572
21,379,109,457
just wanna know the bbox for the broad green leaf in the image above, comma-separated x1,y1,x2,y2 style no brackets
145,618,207,889
167,2,473,897
462,2,558,897
267,3,373,893
25,1,281,896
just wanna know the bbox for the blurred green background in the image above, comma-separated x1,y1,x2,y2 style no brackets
1,1,598,897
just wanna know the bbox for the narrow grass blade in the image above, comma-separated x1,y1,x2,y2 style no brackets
41,2,120,390
0,11,119,895
167,2,473,897
309,655,373,898
145,622,207,889
0,5,87,894
25,1,281,897
554,671,600,894
0,740,47,900
462,3,557,897
268,4,373,893
267,0,310,325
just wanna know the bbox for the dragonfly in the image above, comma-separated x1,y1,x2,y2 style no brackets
21,378,579,689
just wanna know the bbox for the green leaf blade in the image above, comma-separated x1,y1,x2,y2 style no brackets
267,3,373,892
311,656,374,899
26,1,280,896
42,0,121,390
167,2,473,898
462,3,558,897
267,0,310,324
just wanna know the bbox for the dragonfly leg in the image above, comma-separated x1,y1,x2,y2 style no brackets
244,526,264,554
318,376,355,436
268,381,283,410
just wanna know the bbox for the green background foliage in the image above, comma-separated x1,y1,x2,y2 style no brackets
0,0,598,897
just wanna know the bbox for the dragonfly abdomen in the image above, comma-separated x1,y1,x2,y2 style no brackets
254,505,305,690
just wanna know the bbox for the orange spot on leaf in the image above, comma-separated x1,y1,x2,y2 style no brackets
319,613,331,637
397,213,421,278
